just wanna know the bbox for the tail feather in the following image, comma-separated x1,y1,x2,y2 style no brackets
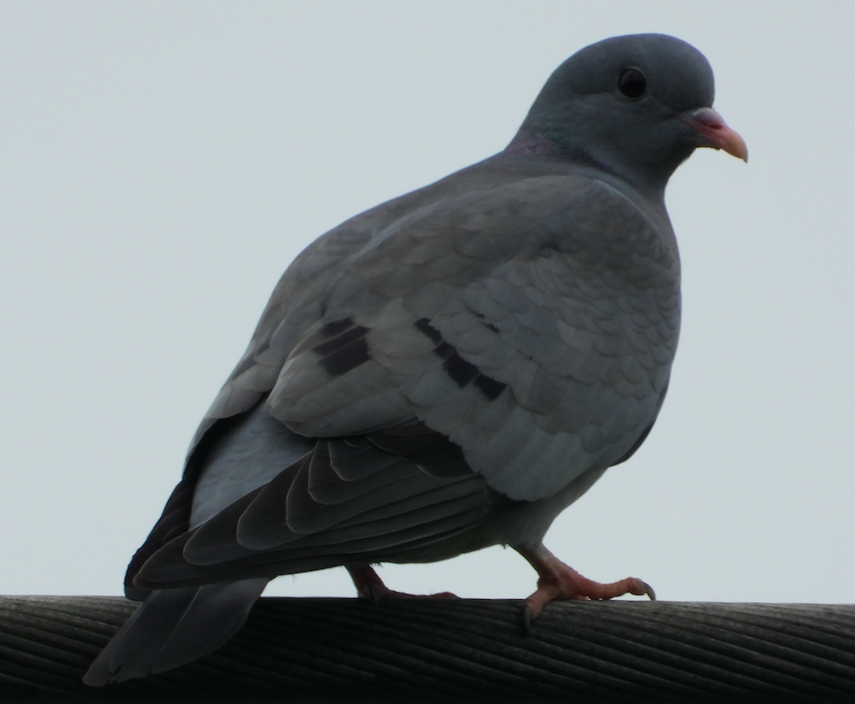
84,578,268,686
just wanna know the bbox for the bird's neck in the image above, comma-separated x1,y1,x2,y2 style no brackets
504,127,564,159
504,127,669,203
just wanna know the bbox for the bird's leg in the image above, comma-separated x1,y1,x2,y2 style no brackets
516,544,654,628
346,564,457,602
346,564,395,602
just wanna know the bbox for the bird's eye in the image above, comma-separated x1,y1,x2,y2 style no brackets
617,68,646,99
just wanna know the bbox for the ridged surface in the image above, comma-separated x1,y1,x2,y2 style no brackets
1,596,854,702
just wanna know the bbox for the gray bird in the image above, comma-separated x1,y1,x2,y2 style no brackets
85,33,746,686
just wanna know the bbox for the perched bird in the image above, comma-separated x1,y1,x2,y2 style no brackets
85,33,746,685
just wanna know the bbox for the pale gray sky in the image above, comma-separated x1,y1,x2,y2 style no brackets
2,1,853,605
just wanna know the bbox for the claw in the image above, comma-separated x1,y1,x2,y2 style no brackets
521,602,532,635
643,581,656,601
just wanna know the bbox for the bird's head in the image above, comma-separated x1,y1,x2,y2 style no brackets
511,33,747,193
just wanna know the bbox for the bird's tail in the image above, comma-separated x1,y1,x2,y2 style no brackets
83,577,268,686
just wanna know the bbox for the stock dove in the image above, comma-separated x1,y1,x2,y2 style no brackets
85,33,746,685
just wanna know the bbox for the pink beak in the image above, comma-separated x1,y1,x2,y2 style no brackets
680,107,748,162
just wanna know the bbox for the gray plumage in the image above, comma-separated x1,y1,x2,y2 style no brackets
85,33,746,686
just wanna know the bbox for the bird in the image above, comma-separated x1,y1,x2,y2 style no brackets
84,33,747,686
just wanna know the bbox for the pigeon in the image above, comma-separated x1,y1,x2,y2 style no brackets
85,33,746,686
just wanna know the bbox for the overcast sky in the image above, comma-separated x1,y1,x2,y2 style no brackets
2,2,853,606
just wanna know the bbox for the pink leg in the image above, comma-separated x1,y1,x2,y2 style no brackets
517,545,654,626
346,564,458,602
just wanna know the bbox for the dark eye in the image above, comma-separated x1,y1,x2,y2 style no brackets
617,67,646,99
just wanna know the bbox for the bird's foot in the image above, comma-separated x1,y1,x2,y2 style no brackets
517,545,654,632
346,564,458,602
